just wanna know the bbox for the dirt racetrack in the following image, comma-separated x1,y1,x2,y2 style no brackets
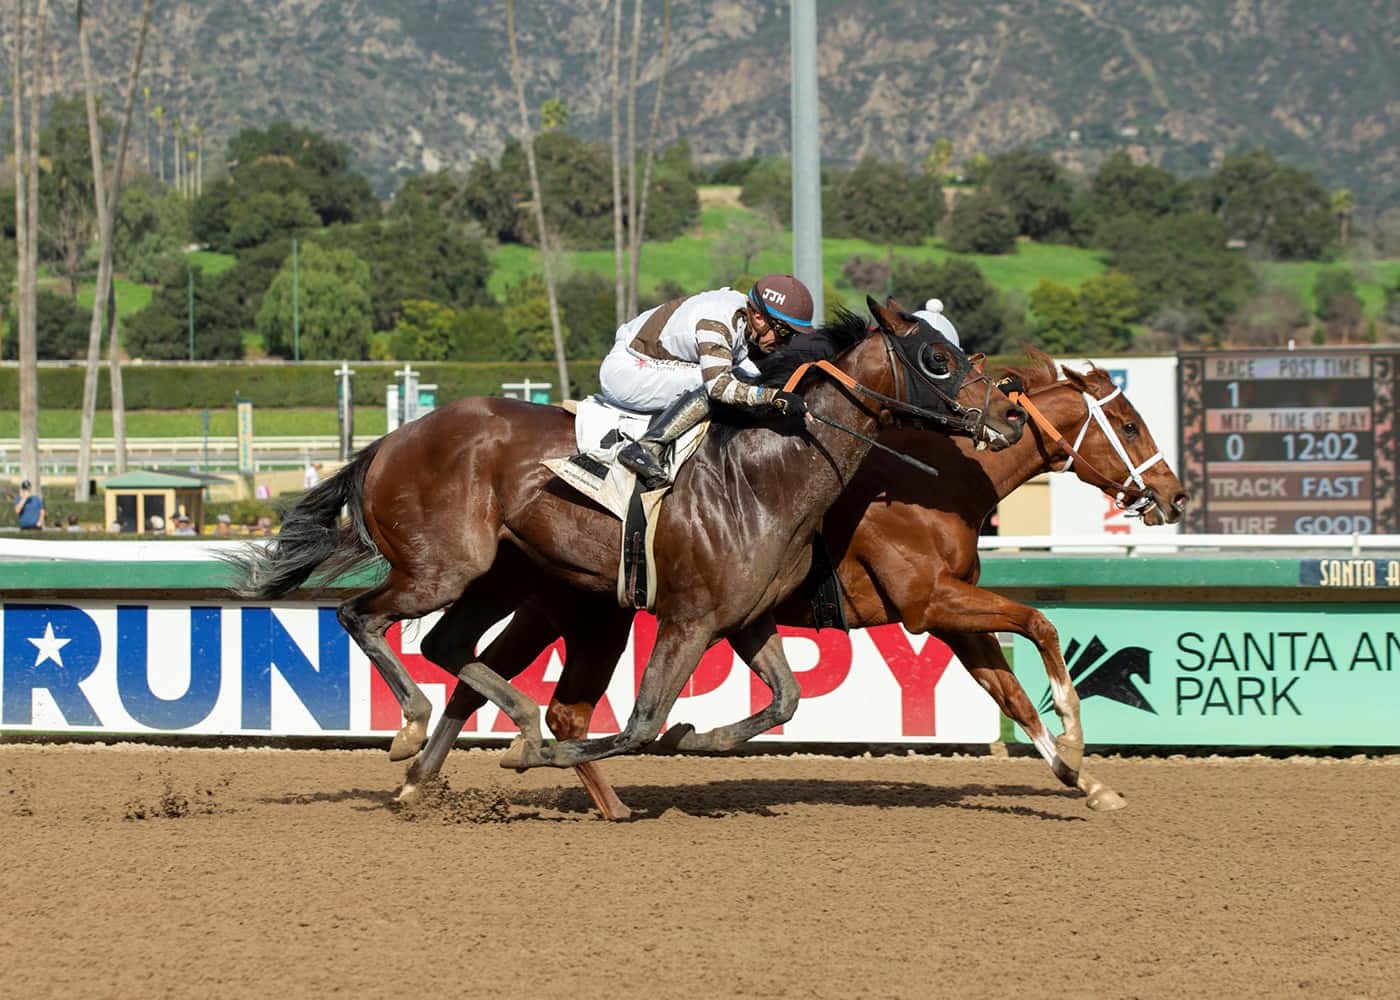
2,744,1397,999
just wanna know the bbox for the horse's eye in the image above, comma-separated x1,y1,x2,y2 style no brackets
920,345,951,379
1124,422,1139,438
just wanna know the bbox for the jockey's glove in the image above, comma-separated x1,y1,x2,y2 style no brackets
772,390,808,418
995,374,1025,397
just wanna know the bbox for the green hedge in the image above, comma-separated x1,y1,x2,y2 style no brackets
0,361,602,410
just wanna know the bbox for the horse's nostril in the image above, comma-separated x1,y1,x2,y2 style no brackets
1008,406,1026,424
1172,492,1190,511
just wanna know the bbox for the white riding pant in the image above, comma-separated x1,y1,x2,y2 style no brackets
599,346,705,413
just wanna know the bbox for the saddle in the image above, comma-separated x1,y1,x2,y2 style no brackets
544,395,709,611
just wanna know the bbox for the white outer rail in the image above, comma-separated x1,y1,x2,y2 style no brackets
980,534,1400,556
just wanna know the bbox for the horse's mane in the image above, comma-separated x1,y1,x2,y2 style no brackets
997,346,1116,393
747,307,871,389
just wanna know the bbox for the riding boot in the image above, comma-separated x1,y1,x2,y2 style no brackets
618,387,711,490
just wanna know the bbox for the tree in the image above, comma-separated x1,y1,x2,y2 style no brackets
925,137,953,185
38,96,107,298
711,208,781,284
1200,150,1336,260
389,299,460,361
13,0,52,492
890,257,1011,354
113,176,189,282
505,0,569,393
829,157,943,245
946,189,1018,254
257,242,372,359
1331,189,1354,249
314,213,494,330
556,271,617,358
540,98,569,132
1029,280,1086,353
74,0,153,500
452,304,511,362
1313,267,1363,339
1227,287,1309,347
191,122,376,250
228,190,318,250
1101,212,1253,331
125,265,244,360
1078,271,1142,352
609,0,625,324
1,289,87,359
739,157,792,226
501,274,557,361
982,150,1076,241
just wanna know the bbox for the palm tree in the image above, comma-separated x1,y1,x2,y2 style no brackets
152,104,165,182
172,120,182,196
624,0,642,315
194,124,204,195
74,0,154,502
13,0,51,493
1332,189,1354,250
609,0,625,324
630,0,672,314
505,0,569,396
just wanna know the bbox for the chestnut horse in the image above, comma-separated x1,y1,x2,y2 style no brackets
400,352,1185,816
228,298,1026,785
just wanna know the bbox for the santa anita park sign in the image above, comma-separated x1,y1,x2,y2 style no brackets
1011,605,1400,745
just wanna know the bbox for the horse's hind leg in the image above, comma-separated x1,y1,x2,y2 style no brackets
545,604,636,820
940,631,1125,812
338,571,455,761
506,621,713,769
398,573,539,801
659,615,799,753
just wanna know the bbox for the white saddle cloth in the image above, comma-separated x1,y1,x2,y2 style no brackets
544,395,709,522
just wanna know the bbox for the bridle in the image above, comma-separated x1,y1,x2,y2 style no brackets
1009,382,1165,517
779,329,1001,478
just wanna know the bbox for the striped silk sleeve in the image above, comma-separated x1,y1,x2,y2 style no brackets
695,319,778,409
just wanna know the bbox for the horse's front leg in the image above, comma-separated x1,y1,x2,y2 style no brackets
503,621,712,770
657,614,799,753
940,631,1125,812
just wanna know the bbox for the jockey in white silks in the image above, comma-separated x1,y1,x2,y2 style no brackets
599,273,816,490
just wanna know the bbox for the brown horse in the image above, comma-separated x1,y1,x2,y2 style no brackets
400,352,1185,815
228,298,1026,783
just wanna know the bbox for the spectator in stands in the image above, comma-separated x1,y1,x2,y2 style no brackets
13,481,44,530
65,514,83,533
173,514,197,536
148,514,165,533
216,513,232,537
303,461,322,490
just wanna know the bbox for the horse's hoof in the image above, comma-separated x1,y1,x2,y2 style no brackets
1078,772,1127,812
388,719,428,762
500,736,548,772
654,723,695,754
1086,786,1127,812
1054,734,1084,775
395,782,423,806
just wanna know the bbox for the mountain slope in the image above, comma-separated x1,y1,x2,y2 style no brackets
20,0,1398,208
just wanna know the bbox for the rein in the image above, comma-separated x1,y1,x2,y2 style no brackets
1009,386,1161,516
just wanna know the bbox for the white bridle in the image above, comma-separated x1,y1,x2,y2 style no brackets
1060,386,1166,517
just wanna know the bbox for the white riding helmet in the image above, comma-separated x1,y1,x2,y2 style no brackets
911,298,961,347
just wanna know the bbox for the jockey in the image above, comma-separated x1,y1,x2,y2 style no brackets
600,274,815,490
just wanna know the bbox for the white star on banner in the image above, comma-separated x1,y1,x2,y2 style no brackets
28,623,72,668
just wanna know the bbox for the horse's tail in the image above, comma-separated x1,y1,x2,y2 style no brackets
222,438,385,600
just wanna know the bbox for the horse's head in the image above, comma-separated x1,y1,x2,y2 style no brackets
1053,365,1190,525
867,295,1025,450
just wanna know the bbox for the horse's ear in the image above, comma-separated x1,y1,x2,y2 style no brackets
867,295,916,336
1059,364,1091,391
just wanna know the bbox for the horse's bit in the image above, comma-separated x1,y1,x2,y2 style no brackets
1011,384,1165,517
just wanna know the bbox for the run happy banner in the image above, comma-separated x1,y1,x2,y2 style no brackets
0,602,999,744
